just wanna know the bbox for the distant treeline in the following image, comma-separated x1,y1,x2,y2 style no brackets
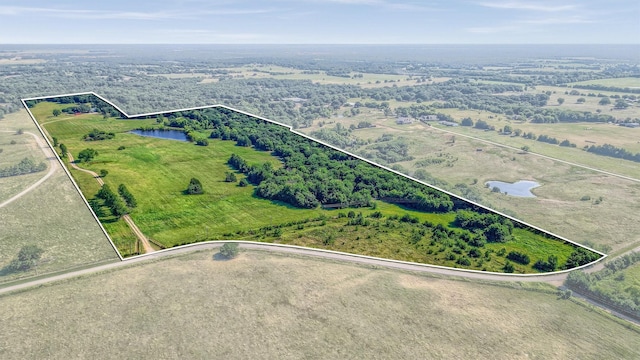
585,143,640,163
0,158,46,178
570,83,640,94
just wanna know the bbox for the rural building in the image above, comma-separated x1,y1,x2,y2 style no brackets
396,116,414,125
619,123,639,128
438,121,459,127
418,115,438,122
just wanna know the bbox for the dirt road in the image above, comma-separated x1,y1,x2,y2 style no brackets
67,153,154,254
0,131,58,209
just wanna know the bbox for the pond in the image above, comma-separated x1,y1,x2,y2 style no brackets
130,129,189,142
485,180,540,198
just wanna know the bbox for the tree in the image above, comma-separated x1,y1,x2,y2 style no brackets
219,242,239,259
52,137,58,147
484,223,510,243
557,98,565,105
59,143,68,157
503,261,515,273
52,109,61,117
186,177,203,194
461,117,473,126
598,97,611,106
6,245,44,273
577,97,586,103
614,98,629,109
238,178,249,187
77,148,98,162
224,172,237,182
100,169,108,177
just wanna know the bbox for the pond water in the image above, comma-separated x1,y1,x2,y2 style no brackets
130,129,188,142
485,180,540,198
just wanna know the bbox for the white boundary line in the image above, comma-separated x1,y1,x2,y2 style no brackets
20,91,607,276
20,96,124,261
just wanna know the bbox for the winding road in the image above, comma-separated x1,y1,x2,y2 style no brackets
66,153,155,254
0,130,58,210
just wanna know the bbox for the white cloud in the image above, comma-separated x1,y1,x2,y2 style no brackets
0,5,275,21
478,1,577,12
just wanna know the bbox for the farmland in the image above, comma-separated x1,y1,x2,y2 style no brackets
30,98,599,273
0,110,118,285
0,249,637,359
299,108,640,254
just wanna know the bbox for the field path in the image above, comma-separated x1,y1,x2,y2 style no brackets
428,125,640,184
0,131,58,209
67,153,155,254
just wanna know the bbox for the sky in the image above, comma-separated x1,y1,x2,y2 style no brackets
0,0,638,44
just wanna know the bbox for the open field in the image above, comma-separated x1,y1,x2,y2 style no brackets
571,77,640,88
0,249,637,359
0,109,118,284
0,131,48,201
300,110,640,253
154,64,450,89
30,100,594,272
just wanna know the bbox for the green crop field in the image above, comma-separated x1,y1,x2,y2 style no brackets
0,250,638,359
30,99,597,272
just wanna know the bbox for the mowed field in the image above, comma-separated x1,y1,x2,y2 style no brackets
0,250,638,359
0,109,118,284
300,110,640,253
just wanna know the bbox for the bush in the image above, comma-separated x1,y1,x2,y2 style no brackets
186,178,204,195
506,251,530,265
219,243,239,259
503,261,515,273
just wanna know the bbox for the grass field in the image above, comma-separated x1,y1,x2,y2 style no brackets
0,249,637,359
571,77,640,88
0,131,48,201
31,101,592,271
300,110,640,253
0,109,118,285
155,64,451,89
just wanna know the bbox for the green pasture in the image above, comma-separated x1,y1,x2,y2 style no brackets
33,101,595,271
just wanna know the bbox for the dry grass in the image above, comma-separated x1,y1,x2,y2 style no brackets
300,111,640,253
0,249,637,359
0,110,118,284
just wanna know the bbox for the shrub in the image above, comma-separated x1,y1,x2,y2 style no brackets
219,243,239,259
506,251,530,265
186,178,204,195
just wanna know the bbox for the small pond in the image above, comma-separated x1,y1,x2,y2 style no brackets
130,129,189,142
485,180,540,198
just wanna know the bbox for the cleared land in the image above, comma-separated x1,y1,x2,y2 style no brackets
0,249,637,359
571,77,640,88
30,100,595,273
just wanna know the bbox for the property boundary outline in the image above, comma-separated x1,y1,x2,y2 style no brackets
20,91,608,276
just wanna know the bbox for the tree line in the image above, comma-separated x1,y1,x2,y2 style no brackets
0,157,46,178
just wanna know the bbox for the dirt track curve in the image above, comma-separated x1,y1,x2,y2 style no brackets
0,131,58,209
66,153,154,254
